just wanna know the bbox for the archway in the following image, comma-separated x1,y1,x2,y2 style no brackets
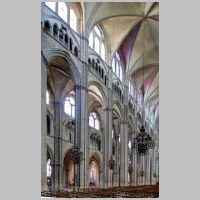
63,151,75,189
88,155,101,187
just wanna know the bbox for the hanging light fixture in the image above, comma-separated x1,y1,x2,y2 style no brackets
133,3,154,156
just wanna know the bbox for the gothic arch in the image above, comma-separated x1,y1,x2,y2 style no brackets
88,81,108,109
89,152,103,170
112,100,123,119
42,48,81,86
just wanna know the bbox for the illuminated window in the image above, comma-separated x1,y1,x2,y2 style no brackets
101,43,105,60
45,2,56,12
112,130,114,138
58,2,68,22
94,26,102,37
64,96,75,118
112,58,115,72
46,91,50,105
47,159,52,177
89,32,94,48
89,112,100,130
88,25,106,60
94,37,100,54
70,9,77,31
112,52,123,81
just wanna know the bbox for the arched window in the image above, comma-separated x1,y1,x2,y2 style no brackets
45,2,56,12
58,2,68,22
94,37,100,54
88,25,106,61
70,9,77,32
101,43,105,61
47,158,52,177
64,96,75,118
89,112,100,130
94,26,102,37
46,91,50,104
89,32,94,48
112,52,123,81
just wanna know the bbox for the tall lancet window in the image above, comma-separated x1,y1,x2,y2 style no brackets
88,25,106,61
89,112,100,130
64,96,75,118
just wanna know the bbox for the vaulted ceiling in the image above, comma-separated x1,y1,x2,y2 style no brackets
83,2,159,131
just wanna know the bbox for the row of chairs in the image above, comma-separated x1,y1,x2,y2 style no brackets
41,184,159,198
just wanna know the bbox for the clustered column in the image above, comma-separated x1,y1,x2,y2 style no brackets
41,58,48,191
103,106,112,188
53,101,63,190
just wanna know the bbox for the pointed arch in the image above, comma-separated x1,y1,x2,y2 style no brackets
88,81,108,109
42,49,81,87
112,100,123,119
89,152,103,171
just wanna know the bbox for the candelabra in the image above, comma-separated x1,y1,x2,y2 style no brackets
68,145,83,164
133,126,154,156
68,145,83,192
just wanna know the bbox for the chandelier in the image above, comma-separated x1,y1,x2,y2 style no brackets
133,3,154,156
133,126,154,156
68,145,83,164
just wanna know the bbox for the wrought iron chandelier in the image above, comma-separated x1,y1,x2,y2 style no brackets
133,125,154,156
68,145,83,164
133,3,154,156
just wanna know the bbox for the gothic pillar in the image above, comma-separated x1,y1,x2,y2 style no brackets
103,106,112,188
146,149,152,185
120,75,129,186
120,82,129,186
74,84,88,189
133,148,138,185
120,120,128,186
74,34,88,189
41,57,48,191
53,101,63,190
113,136,119,186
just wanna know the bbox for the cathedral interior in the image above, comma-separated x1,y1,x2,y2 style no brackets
41,1,159,198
